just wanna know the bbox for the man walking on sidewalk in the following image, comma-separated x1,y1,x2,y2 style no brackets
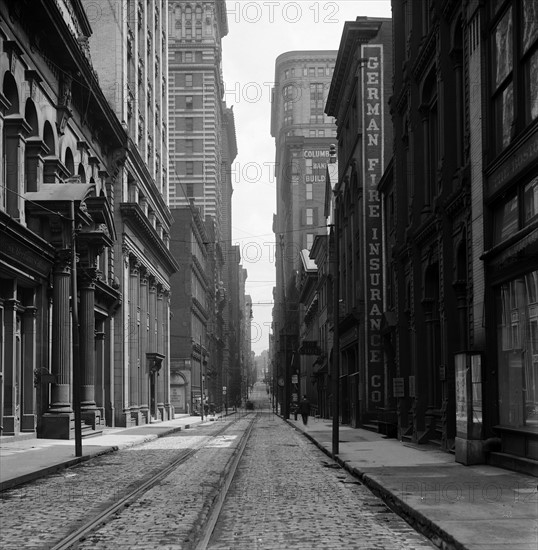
299,395,311,426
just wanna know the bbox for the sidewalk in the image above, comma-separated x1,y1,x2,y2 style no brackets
0,414,208,492
287,416,538,550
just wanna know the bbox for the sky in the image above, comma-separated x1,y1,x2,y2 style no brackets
221,1,392,355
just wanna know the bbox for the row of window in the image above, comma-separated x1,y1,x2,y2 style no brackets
173,51,203,63
283,66,334,80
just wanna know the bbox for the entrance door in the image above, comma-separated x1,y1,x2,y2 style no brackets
150,372,157,420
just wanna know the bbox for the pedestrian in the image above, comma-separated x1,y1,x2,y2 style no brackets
299,395,310,426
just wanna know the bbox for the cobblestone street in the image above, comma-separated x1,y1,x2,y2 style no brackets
207,412,436,550
0,419,243,550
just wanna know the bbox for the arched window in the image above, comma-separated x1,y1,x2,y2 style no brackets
420,71,438,207
452,16,465,167
43,121,55,155
24,99,39,192
77,163,86,183
64,148,74,175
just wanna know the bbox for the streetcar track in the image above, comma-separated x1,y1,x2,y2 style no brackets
49,416,255,550
193,411,259,550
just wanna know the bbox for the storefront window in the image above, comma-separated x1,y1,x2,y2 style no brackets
524,177,538,224
496,273,538,430
493,194,518,244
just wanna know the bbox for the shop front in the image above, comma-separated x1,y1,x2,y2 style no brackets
493,270,538,469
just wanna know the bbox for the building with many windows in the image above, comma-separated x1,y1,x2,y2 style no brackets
271,50,338,417
84,0,179,427
167,0,229,234
325,17,393,430
0,0,127,438
383,0,537,475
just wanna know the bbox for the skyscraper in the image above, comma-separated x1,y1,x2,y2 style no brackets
168,0,231,240
84,0,179,427
271,50,338,416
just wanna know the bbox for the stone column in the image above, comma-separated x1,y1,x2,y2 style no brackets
156,286,165,419
163,291,172,420
79,268,98,426
95,326,106,423
139,269,149,421
40,249,73,439
129,258,140,424
50,250,72,412
24,138,47,192
4,116,30,223
22,305,37,432
2,291,19,435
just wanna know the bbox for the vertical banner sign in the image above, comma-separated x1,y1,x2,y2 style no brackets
362,44,384,413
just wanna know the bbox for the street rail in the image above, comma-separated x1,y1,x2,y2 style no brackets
49,414,257,550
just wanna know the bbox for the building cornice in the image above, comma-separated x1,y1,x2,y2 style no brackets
120,202,180,275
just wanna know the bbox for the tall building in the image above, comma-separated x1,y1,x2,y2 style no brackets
167,0,229,236
168,1,239,412
0,0,126,438
326,18,393,429
271,50,338,416
84,0,179,427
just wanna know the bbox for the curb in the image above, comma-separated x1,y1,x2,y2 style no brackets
0,421,202,493
285,419,469,550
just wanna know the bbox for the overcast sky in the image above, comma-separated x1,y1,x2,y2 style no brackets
221,1,392,355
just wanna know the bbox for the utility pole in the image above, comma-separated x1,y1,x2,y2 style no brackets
331,167,340,457
279,234,290,419
200,334,204,421
71,202,82,457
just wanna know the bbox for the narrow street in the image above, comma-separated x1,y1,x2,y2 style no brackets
207,385,435,550
0,383,436,549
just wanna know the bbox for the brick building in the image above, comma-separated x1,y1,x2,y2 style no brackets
325,18,393,429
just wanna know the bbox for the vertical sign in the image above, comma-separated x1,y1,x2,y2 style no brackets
362,44,384,412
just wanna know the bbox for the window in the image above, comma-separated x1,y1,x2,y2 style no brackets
490,1,538,153
305,159,312,175
186,117,194,131
185,52,193,62
496,273,538,430
421,71,438,206
492,176,538,245
306,183,313,200
186,74,193,87
306,233,314,250
308,67,315,76
185,139,194,154
317,67,324,76
524,177,538,223
186,95,193,109
195,26,202,39
284,69,289,80
186,161,194,175
306,208,313,225
185,26,192,39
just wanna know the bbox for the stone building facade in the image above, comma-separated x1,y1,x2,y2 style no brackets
0,0,127,438
83,0,179,427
